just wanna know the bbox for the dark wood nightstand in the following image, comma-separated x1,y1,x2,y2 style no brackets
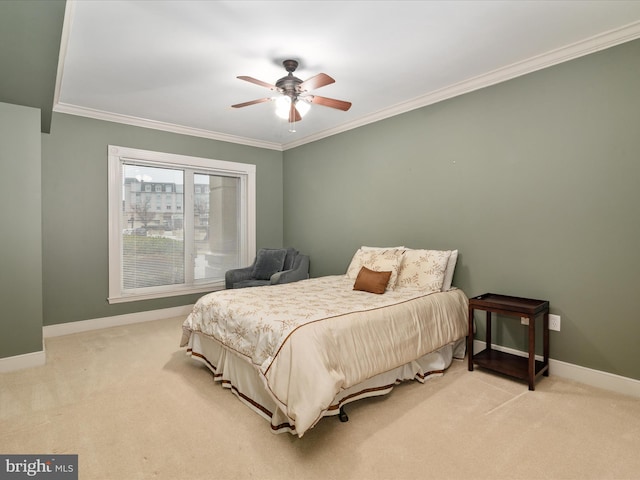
467,293,550,390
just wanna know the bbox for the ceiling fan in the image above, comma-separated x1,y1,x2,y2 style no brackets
231,59,352,123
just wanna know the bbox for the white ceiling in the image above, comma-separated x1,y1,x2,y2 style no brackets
54,0,640,151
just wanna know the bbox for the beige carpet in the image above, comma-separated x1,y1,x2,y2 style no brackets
1,316,640,480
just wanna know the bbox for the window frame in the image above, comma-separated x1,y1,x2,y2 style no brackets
107,145,256,304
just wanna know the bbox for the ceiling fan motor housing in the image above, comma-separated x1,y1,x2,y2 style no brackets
276,60,302,98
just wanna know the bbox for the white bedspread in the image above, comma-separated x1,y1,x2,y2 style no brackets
181,275,468,436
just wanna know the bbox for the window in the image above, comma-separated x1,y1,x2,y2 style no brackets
108,145,255,303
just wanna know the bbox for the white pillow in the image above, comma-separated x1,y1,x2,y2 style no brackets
395,249,452,292
441,249,458,291
345,248,404,291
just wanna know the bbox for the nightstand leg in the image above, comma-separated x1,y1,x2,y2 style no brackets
528,316,535,390
486,311,492,351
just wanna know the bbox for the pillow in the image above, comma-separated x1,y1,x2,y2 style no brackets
396,249,452,292
252,248,287,280
346,246,404,277
441,249,458,291
353,267,392,294
345,248,403,290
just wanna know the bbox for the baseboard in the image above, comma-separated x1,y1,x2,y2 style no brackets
43,304,194,338
1,306,193,373
473,340,640,399
8,317,639,399
0,345,46,373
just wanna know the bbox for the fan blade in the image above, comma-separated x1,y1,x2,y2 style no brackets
299,73,335,92
310,95,352,111
231,98,271,108
237,76,279,91
289,102,302,123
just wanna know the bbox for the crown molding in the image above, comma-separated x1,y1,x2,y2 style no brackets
52,0,75,121
52,102,283,151
282,20,640,150
53,15,640,152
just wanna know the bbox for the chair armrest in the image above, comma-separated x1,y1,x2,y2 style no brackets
225,265,254,289
270,255,310,285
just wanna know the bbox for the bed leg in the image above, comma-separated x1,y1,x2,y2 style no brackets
338,406,349,422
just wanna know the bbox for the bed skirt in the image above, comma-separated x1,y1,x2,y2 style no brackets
185,332,466,435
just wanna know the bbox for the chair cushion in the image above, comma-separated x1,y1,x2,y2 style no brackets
233,279,270,288
283,248,298,270
252,248,287,280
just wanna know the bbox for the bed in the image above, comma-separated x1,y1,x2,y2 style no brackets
180,247,468,437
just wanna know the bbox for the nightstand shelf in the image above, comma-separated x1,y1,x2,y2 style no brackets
468,293,550,390
472,349,547,380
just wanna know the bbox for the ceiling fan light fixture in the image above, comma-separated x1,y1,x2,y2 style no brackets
296,99,311,117
275,96,310,121
275,96,291,120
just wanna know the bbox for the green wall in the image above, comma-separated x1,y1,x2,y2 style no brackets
0,102,43,357
41,113,283,326
0,0,65,133
283,39,640,380
3,21,639,384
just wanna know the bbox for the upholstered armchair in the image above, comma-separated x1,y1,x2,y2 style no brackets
225,247,310,289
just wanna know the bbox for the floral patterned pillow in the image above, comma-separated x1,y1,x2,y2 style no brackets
346,248,404,291
396,249,452,292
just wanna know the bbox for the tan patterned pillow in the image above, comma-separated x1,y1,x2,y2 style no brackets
345,248,403,290
396,249,452,292
360,246,405,251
